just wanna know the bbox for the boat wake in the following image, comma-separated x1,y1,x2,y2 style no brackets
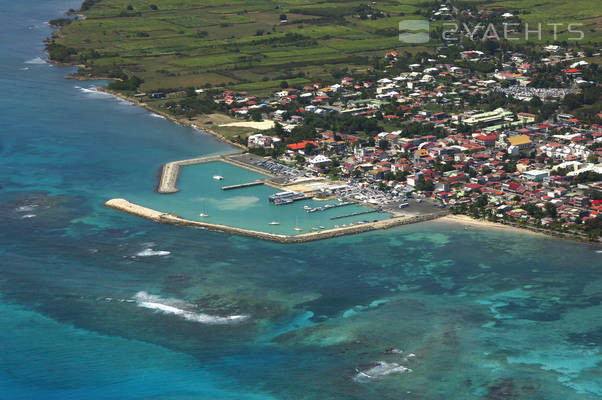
132,291,249,325
353,361,412,383
136,248,171,257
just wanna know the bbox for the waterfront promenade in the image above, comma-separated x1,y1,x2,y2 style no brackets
105,199,448,243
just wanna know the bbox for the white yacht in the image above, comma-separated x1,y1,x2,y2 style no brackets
213,175,223,180
269,221,280,225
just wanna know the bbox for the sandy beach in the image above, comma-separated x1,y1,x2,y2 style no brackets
439,214,552,238
218,120,275,130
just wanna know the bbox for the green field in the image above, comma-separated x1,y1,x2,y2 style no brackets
54,0,440,92
53,0,600,94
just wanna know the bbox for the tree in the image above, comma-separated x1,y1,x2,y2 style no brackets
280,80,289,89
304,142,316,155
503,161,517,173
378,139,390,150
544,202,557,218
415,176,434,192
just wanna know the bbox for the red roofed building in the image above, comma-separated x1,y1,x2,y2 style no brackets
287,141,317,151
475,133,498,147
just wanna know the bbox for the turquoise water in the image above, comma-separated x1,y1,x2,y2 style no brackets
1,1,601,399
131,161,389,235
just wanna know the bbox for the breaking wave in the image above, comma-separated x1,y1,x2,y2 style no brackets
133,291,248,324
20,214,36,219
25,57,46,65
16,205,38,212
353,361,412,383
136,248,171,257
75,86,112,98
149,113,165,119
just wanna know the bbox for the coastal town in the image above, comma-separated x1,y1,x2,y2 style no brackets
133,37,602,240
49,1,602,241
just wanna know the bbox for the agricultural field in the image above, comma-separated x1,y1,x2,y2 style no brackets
52,0,600,95
53,0,438,93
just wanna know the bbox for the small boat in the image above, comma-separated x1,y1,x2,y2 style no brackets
269,221,280,225
319,226,325,229
294,217,302,231
199,200,209,218
213,175,223,180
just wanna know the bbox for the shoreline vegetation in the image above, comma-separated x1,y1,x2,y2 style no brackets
440,214,601,244
96,87,249,151
45,1,601,244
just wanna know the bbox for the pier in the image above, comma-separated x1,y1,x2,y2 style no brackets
330,209,382,220
105,199,449,244
221,180,265,190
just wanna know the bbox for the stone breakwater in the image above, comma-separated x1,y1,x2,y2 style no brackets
105,199,449,243
157,153,278,194
158,155,229,193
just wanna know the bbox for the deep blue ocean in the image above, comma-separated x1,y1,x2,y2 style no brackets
1,1,601,399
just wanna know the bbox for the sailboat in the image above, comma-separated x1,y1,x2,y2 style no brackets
294,216,302,231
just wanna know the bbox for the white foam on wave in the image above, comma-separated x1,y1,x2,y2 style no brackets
136,248,171,257
76,86,113,98
16,205,38,212
353,361,412,383
133,291,248,324
21,214,36,219
25,56,46,65
150,113,165,119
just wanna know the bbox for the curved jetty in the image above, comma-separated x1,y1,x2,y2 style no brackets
105,199,448,243
157,153,280,194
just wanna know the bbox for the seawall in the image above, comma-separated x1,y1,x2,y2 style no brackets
157,154,229,193
157,153,282,194
105,199,448,243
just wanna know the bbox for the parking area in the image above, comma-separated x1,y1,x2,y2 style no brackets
229,154,303,182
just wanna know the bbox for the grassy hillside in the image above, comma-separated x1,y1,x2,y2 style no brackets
52,0,600,94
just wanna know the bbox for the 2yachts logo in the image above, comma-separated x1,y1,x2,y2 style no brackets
442,22,584,42
399,20,585,43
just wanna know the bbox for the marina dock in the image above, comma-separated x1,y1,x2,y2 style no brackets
221,180,265,190
330,209,382,220
105,199,448,244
